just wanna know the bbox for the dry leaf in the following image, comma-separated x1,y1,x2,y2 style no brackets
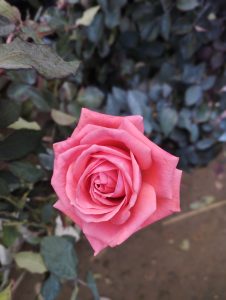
0,16,15,36
51,109,76,126
0,38,80,79
76,6,100,26
0,0,21,23
8,117,40,131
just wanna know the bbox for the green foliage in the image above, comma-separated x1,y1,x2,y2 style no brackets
41,274,61,300
14,251,47,274
0,130,42,160
0,284,11,300
2,225,20,247
0,98,20,128
9,161,44,183
40,236,78,280
87,272,100,300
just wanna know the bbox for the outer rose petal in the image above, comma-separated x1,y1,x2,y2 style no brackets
85,235,106,255
54,200,83,228
51,145,88,206
119,118,180,199
83,183,156,255
141,169,182,229
72,108,144,136
52,108,143,158
78,124,151,169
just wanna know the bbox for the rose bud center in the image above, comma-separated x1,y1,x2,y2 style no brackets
90,169,125,203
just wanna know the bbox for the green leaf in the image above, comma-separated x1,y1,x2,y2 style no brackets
41,236,78,280
51,109,76,126
176,0,199,11
0,0,21,23
182,63,205,84
39,151,54,171
14,251,47,274
172,17,193,35
27,88,50,112
87,272,100,300
8,69,37,85
98,0,126,28
86,13,104,43
0,98,20,128
201,76,216,91
7,83,30,101
218,132,226,142
8,117,40,131
189,124,199,143
0,16,15,36
185,85,202,106
160,108,178,136
41,204,54,224
77,87,104,108
196,138,214,150
9,161,44,183
161,13,171,41
0,178,9,196
0,38,80,80
0,130,42,161
180,33,198,59
76,6,100,27
41,274,61,300
0,171,19,192
194,104,210,123
0,284,11,300
2,225,19,247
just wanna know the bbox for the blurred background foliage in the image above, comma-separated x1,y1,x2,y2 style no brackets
0,0,226,299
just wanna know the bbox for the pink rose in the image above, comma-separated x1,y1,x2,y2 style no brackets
51,108,182,255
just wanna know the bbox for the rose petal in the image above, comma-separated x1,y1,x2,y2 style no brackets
142,151,179,200
51,145,88,206
172,169,182,212
66,159,117,210
75,196,127,223
111,183,156,246
119,118,179,199
67,144,131,188
129,151,141,206
54,109,143,158
85,235,106,256
54,200,83,228
91,152,133,188
83,183,156,255
78,124,151,169
72,108,144,136
141,169,182,228
110,207,131,225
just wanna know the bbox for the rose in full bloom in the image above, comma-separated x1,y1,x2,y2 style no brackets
51,108,182,255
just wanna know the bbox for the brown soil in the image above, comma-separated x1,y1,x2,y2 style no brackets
14,150,226,300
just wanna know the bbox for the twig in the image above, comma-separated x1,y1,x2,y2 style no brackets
12,272,26,294
193,3,211,25
163,200,226,226
77,279,87,287
34,6,43,22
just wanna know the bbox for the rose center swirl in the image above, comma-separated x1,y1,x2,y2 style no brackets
90,169,125,203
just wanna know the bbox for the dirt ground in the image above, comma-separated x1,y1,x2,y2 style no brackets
14,150,226,300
